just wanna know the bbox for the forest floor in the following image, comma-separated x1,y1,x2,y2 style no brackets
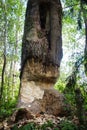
0,111,83,130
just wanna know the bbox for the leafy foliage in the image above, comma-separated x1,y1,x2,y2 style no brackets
60,120,78,130
0,0,26,118
11,120,79,130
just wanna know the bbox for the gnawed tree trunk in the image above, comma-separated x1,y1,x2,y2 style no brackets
17,0,67,116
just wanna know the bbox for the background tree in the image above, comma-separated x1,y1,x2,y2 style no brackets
0,0,25,117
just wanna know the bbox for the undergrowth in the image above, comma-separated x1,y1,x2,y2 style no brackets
11,120,80,130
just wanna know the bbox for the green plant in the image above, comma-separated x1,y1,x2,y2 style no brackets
12,120,54,130
12,123,36,130
54,128,59,130
60,120,78,130
40,120,54,130
0,106,13,118
55,78,66,92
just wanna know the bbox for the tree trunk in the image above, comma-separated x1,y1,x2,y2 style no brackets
0,7,7,100
18,0,64,116
80,0,87,75
75,88,85,125
84,19,87,75
0,54,6,99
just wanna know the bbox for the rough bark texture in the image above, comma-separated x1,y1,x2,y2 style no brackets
0,54,6,99
84,19,87,75
17,0,69,116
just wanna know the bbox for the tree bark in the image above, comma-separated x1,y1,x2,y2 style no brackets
0,5,7,100
84,19,87,75
18,0,64,116
0,54,6,99
80,0,87,75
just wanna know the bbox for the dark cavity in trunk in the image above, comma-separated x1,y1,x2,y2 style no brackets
39,2,51,49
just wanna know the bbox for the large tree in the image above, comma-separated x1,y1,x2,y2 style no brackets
18,0,64,115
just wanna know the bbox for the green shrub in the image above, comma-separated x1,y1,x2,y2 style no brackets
55,79,65,92
12,123,36,130
40,120,54,129
12,120,54,130
60,120,78,130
